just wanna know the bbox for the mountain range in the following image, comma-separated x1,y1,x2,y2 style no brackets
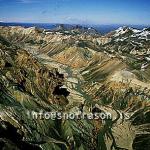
0,24,150,150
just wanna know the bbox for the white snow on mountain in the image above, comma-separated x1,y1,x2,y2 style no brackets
114,26,129,37
113,26,150,41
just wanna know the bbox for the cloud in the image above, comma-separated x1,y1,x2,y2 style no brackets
18,0,40,3
61,16,94,25
18,0,71,4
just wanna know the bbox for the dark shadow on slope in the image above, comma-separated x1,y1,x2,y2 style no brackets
132,134,150,150
0,120,42,150
53,85,70,98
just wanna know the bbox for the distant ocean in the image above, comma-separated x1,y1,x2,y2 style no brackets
0,22,148,35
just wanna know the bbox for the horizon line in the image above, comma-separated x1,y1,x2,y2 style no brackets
0,21,150,27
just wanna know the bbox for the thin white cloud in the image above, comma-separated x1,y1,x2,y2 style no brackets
18,0,40,3
18,0,70,3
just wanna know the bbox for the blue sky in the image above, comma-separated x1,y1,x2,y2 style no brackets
0,0,150,25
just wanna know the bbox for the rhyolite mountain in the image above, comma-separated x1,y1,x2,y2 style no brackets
0,25,150,150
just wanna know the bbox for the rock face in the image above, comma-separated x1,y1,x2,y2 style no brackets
0,25,150,150
52,24,100,36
